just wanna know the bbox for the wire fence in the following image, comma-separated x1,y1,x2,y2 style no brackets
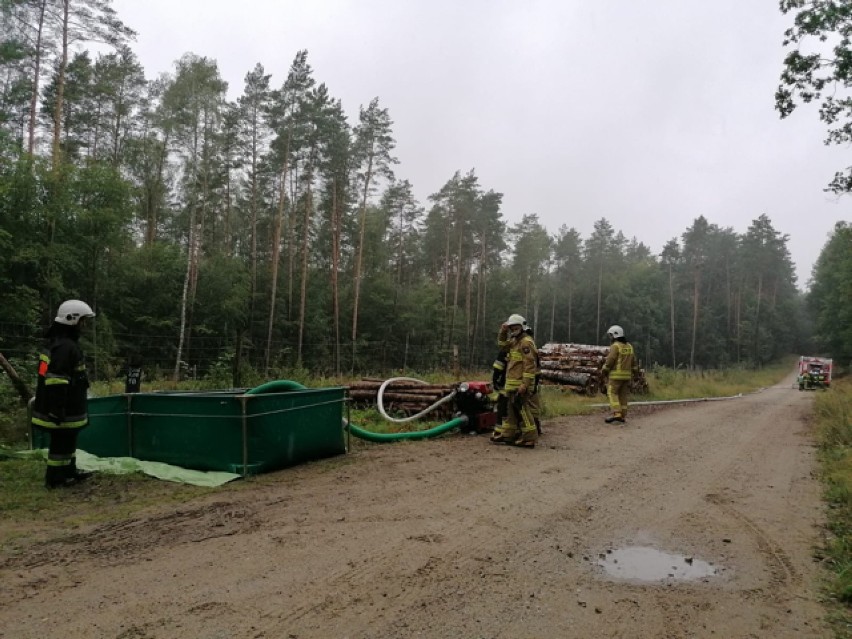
0,321,497,384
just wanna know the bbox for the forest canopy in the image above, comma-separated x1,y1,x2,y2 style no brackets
0,0,834,383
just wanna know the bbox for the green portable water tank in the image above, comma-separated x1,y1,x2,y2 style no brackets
31,384,347,476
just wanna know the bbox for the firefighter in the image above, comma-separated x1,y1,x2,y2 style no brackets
811,366,824,389
490,314,538,447
522,320,543,435
31,300,96,489
601,324,636,424
491,349,509,437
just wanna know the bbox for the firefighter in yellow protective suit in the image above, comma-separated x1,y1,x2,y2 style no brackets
490,328,542,438
490,349,509,437
601,324,636,424
490,314,538,447
523,321,543,435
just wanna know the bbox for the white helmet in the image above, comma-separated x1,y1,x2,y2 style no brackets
55,300,95,326
606,324,624,340
506,313,526,327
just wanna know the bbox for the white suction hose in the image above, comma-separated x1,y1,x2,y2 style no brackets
377,377,458,423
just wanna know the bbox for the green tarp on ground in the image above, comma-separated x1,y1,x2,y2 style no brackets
2,448,240,487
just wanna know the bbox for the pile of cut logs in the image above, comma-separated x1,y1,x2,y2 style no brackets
348,379,457,419
538,343,650,396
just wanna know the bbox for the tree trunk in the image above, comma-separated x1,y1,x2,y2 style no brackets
394,203,404,308
549,285,556,343
568,278,573,343
297,185,312,367
112,79,125,165
533,302,539,341
174,115,202,380
27,0,47,156
331,178,342,377
726,259,732,340
439,215,451,350
233,329,243,387
736,287,742,364
470,240,485,367
224,137,233,256
690,271,700,369
480,238,489,360
669,263,676,367
449,219,463,353
350,150,374,373
91,100,102,158
464,258,473,364
146,130,169,247
596,259,603,341
754,273,763,363
0,352,32,403
249,110,259,337
174,210,195,380
51,0,70,169
265,131,290,373
287,163,298,320
184,109,212,366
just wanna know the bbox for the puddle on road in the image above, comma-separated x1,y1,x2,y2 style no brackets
597,546,719,583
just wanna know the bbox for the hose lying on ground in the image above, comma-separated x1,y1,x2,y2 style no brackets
345,416,468,442
246,378,467,442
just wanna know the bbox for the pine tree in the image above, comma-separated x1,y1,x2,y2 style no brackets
350,97,396,372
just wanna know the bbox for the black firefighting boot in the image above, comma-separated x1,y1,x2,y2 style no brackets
69,457,93,482
45,464,81,489
45,464,67,489
45,461,92,489
535,418,543,435
604,412,626,424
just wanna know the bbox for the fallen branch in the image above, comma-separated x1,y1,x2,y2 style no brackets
0,352,32,404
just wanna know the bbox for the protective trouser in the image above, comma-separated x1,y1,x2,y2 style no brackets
526,388,542,434
494,392,508,429
41,427,83,487
606,379,630,419
504,390,537,444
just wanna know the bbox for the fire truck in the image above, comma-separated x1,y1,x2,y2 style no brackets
797,356,832,391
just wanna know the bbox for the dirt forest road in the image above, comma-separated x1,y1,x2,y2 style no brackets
0,376,829,639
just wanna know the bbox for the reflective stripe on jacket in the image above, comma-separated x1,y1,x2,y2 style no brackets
31,337,90,430
504,334,538,391
603,341,635,381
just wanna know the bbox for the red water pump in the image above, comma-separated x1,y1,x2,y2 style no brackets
453,381,497,433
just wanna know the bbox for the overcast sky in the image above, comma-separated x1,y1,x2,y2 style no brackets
110,0,849,287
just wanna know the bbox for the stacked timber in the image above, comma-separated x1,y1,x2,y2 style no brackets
539,343,609,396
538,343,650,396
348,379,456,419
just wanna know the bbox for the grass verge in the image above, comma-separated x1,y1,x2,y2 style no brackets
0,454,209,552
538,357,797,419
813,376,852,637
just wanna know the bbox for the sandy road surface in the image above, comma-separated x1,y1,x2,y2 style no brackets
0,378,828,638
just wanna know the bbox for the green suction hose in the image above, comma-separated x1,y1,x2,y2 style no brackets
246,380,307,394
345,415,468,442
245,379,469,442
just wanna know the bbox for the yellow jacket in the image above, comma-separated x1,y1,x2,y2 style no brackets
603,341,635,381
504,333,538,391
